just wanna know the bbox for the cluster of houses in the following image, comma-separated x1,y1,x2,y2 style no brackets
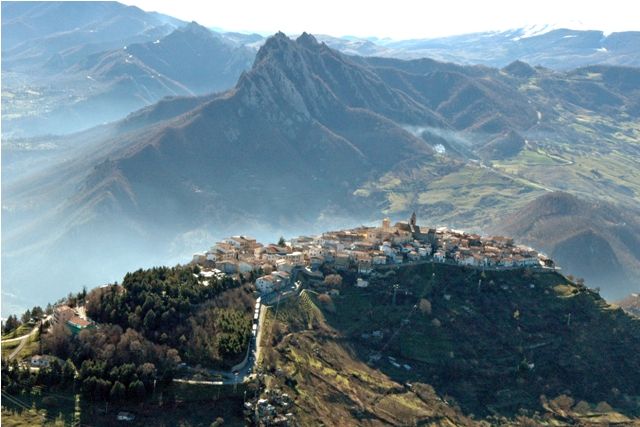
193,214,553,295
245,388,294,425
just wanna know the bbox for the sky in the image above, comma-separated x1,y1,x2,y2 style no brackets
122,0,639,39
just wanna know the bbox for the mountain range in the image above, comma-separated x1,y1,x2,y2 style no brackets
3,2,640,138
3,29,640,314
495,192,640,293
1,3,254,136
318,26,640,69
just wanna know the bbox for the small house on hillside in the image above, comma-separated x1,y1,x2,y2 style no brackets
67,316,95,334
53,305,75,325
30,355,51,368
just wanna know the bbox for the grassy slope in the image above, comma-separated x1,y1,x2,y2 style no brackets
1,330,40,360
261,264,640,425
259,290,476,426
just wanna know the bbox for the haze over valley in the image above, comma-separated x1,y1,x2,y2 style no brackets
3,3,640,314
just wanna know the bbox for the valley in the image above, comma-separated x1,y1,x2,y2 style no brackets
3,29,640,313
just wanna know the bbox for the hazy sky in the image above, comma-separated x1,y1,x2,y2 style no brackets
123,0,639,39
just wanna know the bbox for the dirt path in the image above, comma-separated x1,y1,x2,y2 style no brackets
7,333,30,360
1,326,38,344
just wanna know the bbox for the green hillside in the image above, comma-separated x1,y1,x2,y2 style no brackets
259,264,640,425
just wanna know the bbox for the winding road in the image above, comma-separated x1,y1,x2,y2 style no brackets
2,324,39,360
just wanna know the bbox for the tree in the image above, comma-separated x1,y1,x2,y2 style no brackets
21,309,32,324
324,274,343,287
96,379,112,400
129,379,146,400
43,322,72,359
31,306,44,320
62,359,77,385
110,381,126,401
143,309,157,331
82,376,98,396
550,394,574,412
137,363,157,390
595,401,613,412
48,359,63,384
573,400,591,414
278,236,286,247
419,299,432,315
318,294,335,313
3,315,20,334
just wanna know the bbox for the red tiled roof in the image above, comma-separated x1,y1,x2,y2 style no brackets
67,316,91,327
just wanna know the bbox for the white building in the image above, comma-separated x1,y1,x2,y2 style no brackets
356,278,369,288
286,251,305,265
256,276,275,293
238,261,255,274
276,258,293,272
372,255,387,265
30,355,51,368
418,246,432,257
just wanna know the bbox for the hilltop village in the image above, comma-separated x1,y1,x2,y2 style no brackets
192,214,555,294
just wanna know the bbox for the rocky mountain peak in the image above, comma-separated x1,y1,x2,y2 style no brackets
296,32,320,48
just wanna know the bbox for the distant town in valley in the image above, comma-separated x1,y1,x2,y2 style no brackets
192,213,555,295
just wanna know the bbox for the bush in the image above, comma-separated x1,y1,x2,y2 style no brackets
594,401,613,412
318,294,335,313
573,400,591,414
550,394,574,412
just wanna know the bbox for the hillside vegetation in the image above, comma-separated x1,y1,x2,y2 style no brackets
260,264,640,425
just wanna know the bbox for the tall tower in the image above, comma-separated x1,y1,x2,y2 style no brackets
409,212,417,227
382,217,391,231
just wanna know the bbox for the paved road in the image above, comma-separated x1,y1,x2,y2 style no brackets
173,378,224,386
253,300,267,371
173,287,301,386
